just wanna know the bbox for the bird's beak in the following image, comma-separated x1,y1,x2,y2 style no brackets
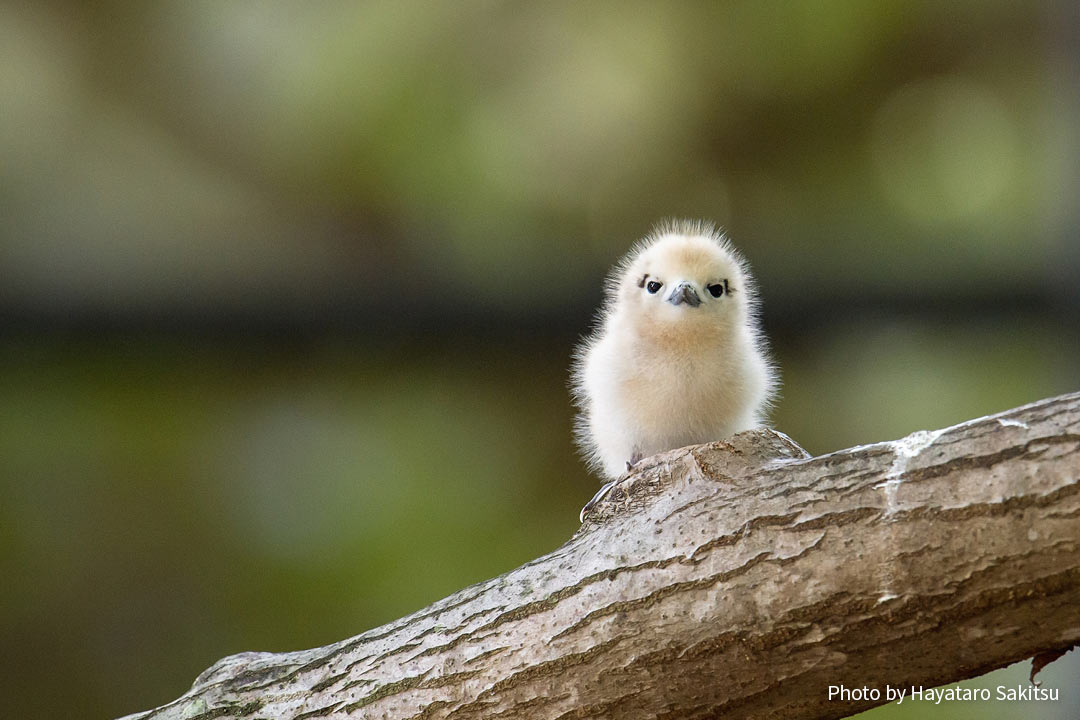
667,282,701,307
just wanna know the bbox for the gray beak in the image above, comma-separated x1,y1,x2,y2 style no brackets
667,282,701,307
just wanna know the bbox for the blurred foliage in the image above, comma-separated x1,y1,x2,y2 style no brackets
0,1,1078,719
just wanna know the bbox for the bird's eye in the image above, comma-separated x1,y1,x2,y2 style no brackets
646,280,663,294
707,283,725,298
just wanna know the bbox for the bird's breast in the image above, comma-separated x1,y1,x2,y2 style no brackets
617,338,745,439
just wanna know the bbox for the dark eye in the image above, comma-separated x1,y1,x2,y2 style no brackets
646,280,662,294
707,283,725,298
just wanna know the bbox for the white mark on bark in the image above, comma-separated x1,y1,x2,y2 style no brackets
874,429,945,516
873,428,944,604
997,417,1029,429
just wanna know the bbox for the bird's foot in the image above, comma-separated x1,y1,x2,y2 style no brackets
582,452,645,523
579,479,618,523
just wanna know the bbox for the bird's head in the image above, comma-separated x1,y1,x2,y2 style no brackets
613,222,751,338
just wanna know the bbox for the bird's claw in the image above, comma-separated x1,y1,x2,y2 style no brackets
583,453,644,522
579,479,618,523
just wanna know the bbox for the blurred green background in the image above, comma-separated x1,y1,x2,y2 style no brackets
1,2,1078,719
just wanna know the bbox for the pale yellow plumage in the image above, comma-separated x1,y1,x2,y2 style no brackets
572,220,776,480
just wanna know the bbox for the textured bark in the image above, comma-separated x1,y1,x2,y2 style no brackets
121,392,1080,720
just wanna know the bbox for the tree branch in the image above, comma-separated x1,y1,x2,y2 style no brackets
121,392,1080,720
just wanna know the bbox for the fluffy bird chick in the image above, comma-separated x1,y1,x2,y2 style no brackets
572,220,776,482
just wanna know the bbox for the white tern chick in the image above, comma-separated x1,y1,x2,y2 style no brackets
572,220,776,490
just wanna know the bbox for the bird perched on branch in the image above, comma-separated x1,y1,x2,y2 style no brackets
572,220,776,509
